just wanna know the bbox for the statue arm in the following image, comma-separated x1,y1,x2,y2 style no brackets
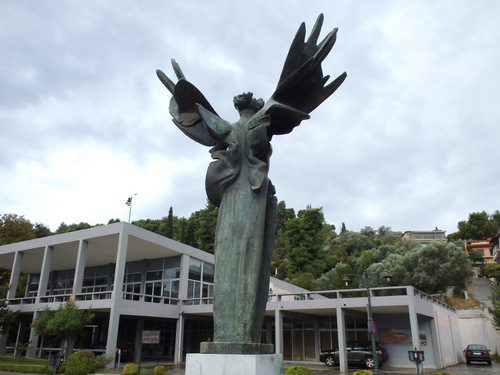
265,14,347,136
156,60,219,146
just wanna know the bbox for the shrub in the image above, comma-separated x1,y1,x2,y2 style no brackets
284,366,311,375
154,365,165,375
95,354,114,369
123,363,139,375
65,351,96,375
352,371,372,375
432,372,454,375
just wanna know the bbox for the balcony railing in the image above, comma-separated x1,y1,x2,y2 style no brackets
8,286,455,312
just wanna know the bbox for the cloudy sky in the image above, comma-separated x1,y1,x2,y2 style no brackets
1,1,499,235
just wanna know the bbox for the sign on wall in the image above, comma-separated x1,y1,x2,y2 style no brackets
380,328,427,346
142,330,161,344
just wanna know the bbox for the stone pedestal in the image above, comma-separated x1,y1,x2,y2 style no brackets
186,353,282,375
200,342,274,354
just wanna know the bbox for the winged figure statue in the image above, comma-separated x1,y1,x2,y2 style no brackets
157,14,346,350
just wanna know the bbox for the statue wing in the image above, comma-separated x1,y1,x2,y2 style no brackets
157,61,219,146
265,13,347,135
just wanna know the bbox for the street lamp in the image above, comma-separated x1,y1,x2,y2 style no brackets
342,270,392,375
125,193,137,223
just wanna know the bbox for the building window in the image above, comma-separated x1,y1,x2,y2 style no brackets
143,256,181,304
186,258,214,305
82,265,113,299
26,274,39,298
50,269,75,296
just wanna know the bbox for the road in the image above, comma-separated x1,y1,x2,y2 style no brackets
292,362,500,374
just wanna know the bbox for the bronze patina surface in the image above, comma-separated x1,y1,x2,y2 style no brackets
157,14,346,353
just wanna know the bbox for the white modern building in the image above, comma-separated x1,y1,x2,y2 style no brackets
0,222,463,371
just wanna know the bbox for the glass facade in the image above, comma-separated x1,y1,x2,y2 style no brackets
83,265,113,299
282,314,370,361
186,258,214,304
25,256,184,304
143,257,180,304
49,269,75,295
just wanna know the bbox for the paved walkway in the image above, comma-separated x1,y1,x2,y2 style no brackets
109,360,500,374
1,361,499,374
469,277,493,309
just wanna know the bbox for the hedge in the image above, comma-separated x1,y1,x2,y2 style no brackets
0,356,50,365
0,363,52,374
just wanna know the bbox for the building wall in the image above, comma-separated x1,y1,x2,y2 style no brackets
0,223,463,369
458,308,500,354
432,304,462,367
375,314,436,368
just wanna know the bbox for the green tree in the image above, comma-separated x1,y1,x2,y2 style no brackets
165,207,174,238
482,263,500,281
285,207,333,278
31,301,95,360
312,262,355,290
340,222,347,233
377,241,472,294
270,201,296,279
34,223,52,238
468,249,485,265
175,217,189,244
0,284,17,335
331,230,374,259
448,211,500,240
0,214,35,245
276,201,296,233
190,201,218,253
289,272,316,290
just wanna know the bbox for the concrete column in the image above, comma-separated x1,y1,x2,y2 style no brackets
336,307,348,373
314,319,320,360
174,313,184,364
274,309,283,357
2,250,20,352
408,302,420,351
27,312,40,358
178,254,190,303
27,246,53,357
72,240,88,297
134,319,144,363
408,301,423,373
140,259,147,296
7,251,23,300
0,334,8,355
14,322,25,357
36,246,54,303
105,230,129,363
430,310,443,368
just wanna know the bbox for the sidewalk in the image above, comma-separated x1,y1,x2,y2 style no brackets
136,360,500,374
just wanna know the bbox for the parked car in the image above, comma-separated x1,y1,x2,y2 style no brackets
463,344,491,365
320,341,388,368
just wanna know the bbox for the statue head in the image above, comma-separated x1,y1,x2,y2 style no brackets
233,92,264,115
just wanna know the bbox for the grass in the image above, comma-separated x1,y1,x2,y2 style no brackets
444,296,483,309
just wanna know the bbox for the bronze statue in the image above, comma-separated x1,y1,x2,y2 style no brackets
157,14,346,352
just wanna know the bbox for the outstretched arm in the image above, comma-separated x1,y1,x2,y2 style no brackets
265,14,347,135
156,60,219,146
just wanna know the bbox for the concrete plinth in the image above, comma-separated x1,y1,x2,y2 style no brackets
186,353,282,375
200,341,274,354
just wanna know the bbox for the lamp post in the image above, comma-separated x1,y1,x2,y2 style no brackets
125,193,137,223
342,270,392,375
